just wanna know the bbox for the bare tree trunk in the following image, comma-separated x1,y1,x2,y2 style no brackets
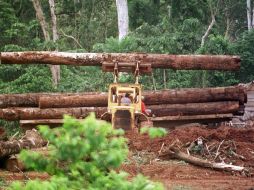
151,72,157,91
247,0,252,30
31,0,50,41
200,1,217,88
201,14,216,47
252,2,254,28
116,0,129,40
224,11,230,38
31,0,59,87
163,146,246,172
49,0,60,86
163,69,167,89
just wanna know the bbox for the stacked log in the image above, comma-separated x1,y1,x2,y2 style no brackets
0,85,247,127
0,86,246,109
0,107,107,120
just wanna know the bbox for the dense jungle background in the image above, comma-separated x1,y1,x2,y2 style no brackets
0,0,254,93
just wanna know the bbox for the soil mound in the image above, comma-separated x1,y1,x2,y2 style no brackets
125,125,254,166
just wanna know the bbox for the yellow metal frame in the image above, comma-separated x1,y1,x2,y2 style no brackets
107,83,142,130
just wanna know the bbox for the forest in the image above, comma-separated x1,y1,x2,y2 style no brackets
1,1,254,189
0,0,254,94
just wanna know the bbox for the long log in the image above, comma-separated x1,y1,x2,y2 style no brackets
151,114,234,121
0,107,107,121
150,101,240,116
39,86,246,108
0,51,241,70
163,145,246,172
0,86,246,108
0,92,106,108
0,101,240,121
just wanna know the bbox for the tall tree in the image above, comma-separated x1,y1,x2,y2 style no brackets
48,0,60,85
31,0,60,87
200,0,221,88
247,0,254,30
116,0,129,40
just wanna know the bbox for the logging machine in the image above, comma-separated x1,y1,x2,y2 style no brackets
101,60,151,130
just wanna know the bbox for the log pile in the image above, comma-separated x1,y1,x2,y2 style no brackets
0,51,245,127
0,85,247,128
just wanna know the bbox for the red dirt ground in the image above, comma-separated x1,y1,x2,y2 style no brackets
0,125,253,189
123,125,254,189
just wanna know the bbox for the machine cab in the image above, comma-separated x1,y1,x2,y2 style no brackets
107,83,142,130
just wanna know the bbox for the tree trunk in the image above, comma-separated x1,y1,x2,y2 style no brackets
4,147,49,172
0,52,241,70
0,101,240,121
116,0,129,40
247,0,252,30
0,92,103,108
39,93,108,108
164,146,246,172
163,69,167,89
0,86,246,108
0,129,47,158
31,0,59,87
0,107,107,120
31,0,50,41
150,101,240,117
201,14,216,47
48,0,60,85
151,114,233,121
39,86,246,108
252,2,254,28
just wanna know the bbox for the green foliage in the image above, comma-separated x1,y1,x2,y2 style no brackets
1,0,254,92
128,0,160,29
196,35,239,87
93,37,139,53
0,65,54,93
0,119,22,138
8,115,164,190
140,126,167,139
232,30,254,83
0,177,7,187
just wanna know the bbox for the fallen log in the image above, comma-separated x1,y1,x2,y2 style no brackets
150,101,240,117
0,101,240,121
4,155,25,172
0,92,105,108
163,145,246,172
39,93,108,108
39,86,245,108
4,147,49,172
1,51,240,70
151,114,234,121
144,86,246,105
19,119,72,130
0,129,47,158
0,107,107,120
0,86,246,108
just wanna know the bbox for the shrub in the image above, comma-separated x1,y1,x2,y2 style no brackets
8,114,164,190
